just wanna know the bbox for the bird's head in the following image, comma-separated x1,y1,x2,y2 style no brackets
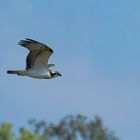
50,70,62,78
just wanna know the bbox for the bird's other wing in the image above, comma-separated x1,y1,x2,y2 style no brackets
18,38,53,70
18,38,53,51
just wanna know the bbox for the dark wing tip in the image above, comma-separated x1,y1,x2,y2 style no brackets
18,40,23,46
18,40,25,46
18,38,35,46
18,38,54,53
25,38,38,43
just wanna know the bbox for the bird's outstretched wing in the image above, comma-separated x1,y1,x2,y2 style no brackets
18,38,53,70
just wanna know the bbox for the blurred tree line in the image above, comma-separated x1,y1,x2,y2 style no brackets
0,115,120,140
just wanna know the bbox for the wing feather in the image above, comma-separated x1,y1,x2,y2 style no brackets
18,38,53,52
18,38,53,70
32,50,52,70
26,50,40,69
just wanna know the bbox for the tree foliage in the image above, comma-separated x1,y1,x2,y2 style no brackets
0,115,120,140
0,123,14,140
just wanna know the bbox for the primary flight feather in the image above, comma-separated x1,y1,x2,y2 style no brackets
7,38,62,79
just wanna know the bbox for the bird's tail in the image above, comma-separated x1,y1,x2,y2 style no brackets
7,70,26,75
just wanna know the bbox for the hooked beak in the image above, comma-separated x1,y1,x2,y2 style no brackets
59,73,62,76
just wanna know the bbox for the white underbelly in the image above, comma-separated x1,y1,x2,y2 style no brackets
26,70,51,79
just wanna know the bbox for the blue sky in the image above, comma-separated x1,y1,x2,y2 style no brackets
0,0,140,139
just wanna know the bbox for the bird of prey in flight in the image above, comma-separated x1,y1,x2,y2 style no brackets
7,38,62,79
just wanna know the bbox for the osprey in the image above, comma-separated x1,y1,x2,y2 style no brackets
7,38,62,79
